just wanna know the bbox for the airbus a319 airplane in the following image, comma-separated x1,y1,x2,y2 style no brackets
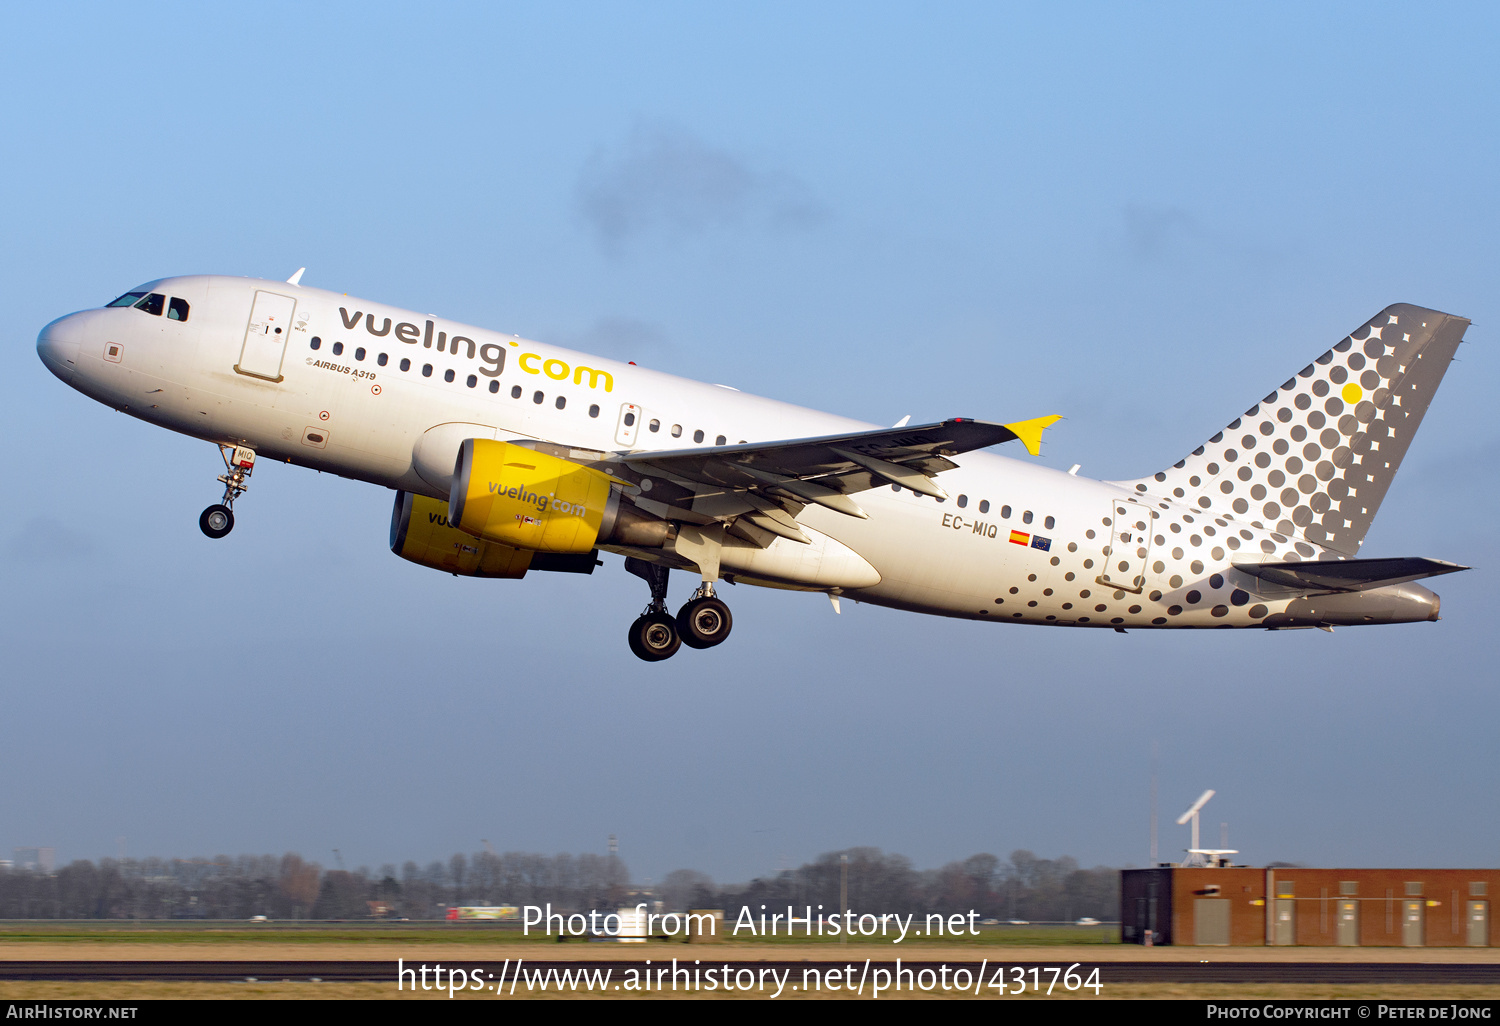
37,272,1469,660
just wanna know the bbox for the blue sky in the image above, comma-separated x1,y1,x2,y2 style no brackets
2,2,1496,885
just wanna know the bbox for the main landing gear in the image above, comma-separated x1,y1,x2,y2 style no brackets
624,557,733,661
200,444,255,539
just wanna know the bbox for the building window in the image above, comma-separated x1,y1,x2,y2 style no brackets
1405,882,1424,896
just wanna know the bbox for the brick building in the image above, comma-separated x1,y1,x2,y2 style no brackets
1121,867,1495,946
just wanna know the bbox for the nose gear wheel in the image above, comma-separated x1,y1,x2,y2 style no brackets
199,505,234,539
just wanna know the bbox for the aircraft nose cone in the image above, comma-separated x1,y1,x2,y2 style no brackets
37,315,83,384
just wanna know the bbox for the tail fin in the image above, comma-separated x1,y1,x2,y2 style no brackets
1119,304,1469,556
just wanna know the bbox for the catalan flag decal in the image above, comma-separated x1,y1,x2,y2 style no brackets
1009,530,1030,546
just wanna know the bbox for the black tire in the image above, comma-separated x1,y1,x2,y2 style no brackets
628,613,681,662
199,504,234,539
676,596,733,649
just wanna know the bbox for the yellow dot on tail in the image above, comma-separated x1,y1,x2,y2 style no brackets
1341,383,1363,404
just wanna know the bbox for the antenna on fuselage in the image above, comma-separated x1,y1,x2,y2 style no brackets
286,267,306,286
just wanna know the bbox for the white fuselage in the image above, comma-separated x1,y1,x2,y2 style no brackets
36,275,1441,630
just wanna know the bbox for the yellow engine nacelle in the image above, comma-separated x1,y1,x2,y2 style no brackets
390,491,536,577
450,439,616,553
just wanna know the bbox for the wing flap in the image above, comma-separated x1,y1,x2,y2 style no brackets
614,417,1056,515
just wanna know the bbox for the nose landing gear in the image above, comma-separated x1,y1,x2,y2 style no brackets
200,444,255,539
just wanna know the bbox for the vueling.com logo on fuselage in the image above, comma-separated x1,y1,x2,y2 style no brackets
338,308,614,391
488,482,590,517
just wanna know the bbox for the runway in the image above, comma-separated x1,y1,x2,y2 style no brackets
2,960,1497,984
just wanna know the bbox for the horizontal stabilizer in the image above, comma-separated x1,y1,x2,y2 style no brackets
1234,556,1469,592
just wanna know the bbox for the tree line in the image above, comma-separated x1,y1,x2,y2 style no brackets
0,848,1118,921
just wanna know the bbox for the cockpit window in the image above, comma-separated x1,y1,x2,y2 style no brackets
107,291,148,308
133,293,165,316
168,297,189,321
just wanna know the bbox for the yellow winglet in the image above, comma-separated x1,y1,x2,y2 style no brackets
1002,415,1062,456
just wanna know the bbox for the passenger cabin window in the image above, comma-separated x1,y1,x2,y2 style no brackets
167,297,190,321
332,342,344,356
716,435,726,446
671,424,682,437
134,293,165,316
489,380,500,393
355,347,366,361
693,429,704,443
957,495,968,508
400,358,411,371
377,353,388,366
979,500,990,513
310,337,322,351
555,396,566,410
512,385,523,399
649,419,660,433
1001,505,1012,518
589,404,600,418
1044,515,1055,529
1022,510,1033,524
444,369,455,382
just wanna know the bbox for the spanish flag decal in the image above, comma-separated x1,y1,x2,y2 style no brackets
1009,530,1030,546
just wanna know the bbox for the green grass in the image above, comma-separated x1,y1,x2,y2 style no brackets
0,920,1120,946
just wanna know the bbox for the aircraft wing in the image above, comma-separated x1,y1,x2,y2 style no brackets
604,416,1059,534
1233,557,1469,592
